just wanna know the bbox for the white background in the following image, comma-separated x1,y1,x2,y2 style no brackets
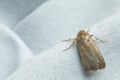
0,0,120,80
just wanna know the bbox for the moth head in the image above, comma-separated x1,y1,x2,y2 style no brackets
76,30,89,41
77,30,89,37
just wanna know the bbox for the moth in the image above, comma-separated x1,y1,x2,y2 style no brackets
63,30,106,71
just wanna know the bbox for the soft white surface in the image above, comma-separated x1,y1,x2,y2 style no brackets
7,12,120,79
0,0,47,28
0,0,120,80
14,0,120,54
0,24,33,80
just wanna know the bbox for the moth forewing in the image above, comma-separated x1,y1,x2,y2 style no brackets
76,30,106,71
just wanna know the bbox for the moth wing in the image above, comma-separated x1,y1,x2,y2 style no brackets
89,39,106,69
77,39,105,71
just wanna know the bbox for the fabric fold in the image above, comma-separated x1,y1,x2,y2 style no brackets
7,10,120,80
13,0,120,54
0,24,33,80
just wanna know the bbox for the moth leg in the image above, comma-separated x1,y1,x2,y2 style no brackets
88,35,107,42
94,36,107,42
62,38,75,42
62,38,76,51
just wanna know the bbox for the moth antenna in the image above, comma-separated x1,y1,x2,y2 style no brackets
87,26,91,32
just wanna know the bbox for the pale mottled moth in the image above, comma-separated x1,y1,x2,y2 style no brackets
63,30,106,71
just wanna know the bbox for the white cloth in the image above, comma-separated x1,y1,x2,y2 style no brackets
0,24,33,80
0,0,47,28
0,0,120,80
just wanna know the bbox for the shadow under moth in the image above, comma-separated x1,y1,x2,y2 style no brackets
63,30,106,72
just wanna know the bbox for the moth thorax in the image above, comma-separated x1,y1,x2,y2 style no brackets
77,35,86,42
